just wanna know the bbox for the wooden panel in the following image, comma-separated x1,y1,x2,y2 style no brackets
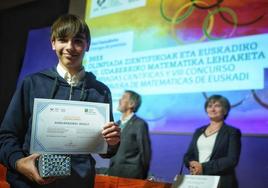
94,175,171,188
0,164,10,188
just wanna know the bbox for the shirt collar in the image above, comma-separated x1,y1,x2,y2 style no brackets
56,63,85,86
121,112,134,125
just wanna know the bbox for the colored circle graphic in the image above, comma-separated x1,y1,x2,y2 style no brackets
203,7,237,40
171,0,214,44
160,0,194,24
191,0,224,9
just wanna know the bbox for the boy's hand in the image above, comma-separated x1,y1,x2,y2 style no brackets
102,122,120,146
15,153,56,185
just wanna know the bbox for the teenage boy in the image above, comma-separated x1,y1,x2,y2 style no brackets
0,14,120,188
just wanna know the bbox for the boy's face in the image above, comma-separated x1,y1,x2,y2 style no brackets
51,33,89,74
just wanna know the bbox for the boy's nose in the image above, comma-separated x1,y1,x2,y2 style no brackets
66,40,74,48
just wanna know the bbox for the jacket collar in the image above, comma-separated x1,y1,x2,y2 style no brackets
210,124,228,158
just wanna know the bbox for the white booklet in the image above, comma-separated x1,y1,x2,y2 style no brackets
172,175,220,188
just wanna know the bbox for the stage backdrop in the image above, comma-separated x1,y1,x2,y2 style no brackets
19,0,268,135
83,0,268,134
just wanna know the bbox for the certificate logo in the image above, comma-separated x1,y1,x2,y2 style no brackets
90,0,146,18
84,108,97,115
97,0,106,7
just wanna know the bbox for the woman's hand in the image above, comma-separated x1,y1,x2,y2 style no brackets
189,161,203,175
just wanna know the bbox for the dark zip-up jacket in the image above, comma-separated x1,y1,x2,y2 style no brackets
0,67,117,187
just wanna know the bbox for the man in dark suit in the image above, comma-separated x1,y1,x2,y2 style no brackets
108,90,151,179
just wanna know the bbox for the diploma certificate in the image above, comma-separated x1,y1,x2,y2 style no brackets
172,175,220,188
30,98,109,154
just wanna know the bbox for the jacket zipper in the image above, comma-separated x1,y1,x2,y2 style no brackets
69,85,73,100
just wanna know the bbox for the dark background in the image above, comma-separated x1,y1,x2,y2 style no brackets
0,0,70,123
0,1,267,188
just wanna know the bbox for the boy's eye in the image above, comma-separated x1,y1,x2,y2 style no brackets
74,38,84,43
57,38,67,42
56,37,86,44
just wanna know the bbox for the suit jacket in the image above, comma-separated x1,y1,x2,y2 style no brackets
183,124,241,188
108,115,151,179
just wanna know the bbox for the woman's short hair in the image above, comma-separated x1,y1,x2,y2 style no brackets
204,94,231,119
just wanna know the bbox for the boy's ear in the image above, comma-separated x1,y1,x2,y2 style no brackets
51,39,56,50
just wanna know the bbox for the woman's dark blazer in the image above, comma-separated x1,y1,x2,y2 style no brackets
183,124,241,188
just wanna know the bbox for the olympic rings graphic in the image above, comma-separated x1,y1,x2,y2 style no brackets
191,0,224,10
160,0,194,24
203,7,237,40
218,8,265,27
170,0,215,44
160,0,265,43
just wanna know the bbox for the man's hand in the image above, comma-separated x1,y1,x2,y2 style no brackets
102,122,120,146
15,153,56,185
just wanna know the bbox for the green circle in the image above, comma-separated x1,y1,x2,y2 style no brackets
203,7,237,40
